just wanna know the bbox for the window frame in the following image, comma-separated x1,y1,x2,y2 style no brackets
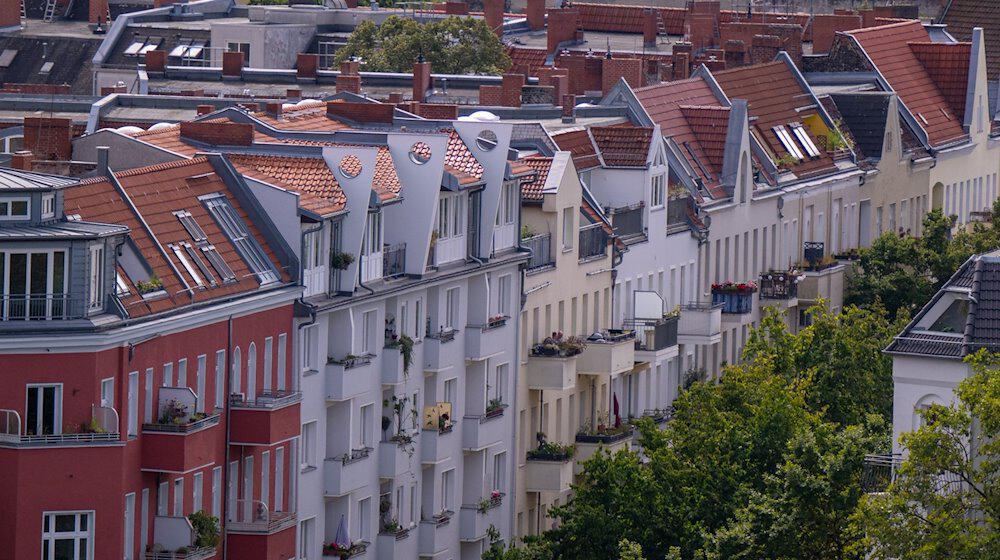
41,510,94,560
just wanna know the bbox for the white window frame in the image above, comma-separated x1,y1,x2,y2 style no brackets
445,287,460,330
41,194,55,219
193,472,204,513
301,420,317,470
173,477,184,516
0,196,29,220
277,333,287,391
651,174,665,208
562,207,574,251
214,350,226,409
772,125,804,161
88,244,105,310
212,466,222,518
41,511,94,560
25,383,62,436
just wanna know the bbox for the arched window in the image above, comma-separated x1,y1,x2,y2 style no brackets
247,342,257,402
739,153,749,203
913,393,945,431
232,346,242,397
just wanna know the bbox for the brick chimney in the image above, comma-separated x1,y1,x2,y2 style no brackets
336,75,361,94
412,55,432,103
444,1,468,15
297,53,319,79
547,8,581,53
24,117,73,161
484,0,504,35
222,51,244,78
265,102,283,120
286,88,302,103
750,34,781,65
562,95,576,123
672,52,690,80
723,39,745,68
643,9,658,48
527,0,545,31
340,59,360,76
327,102,395,124
601,57,642,95
500,73,525,108
643,59,661,87
179,121,254,146
88,0,108,27
145,50,166,73
9,151,33,171
196,104,214,116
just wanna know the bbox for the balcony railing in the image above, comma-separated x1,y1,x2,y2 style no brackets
711,290,754,314
667,195,693,233
0,405,120,446
860,453,965,494
524,233,554,271
1,294,84,321
230,390,302,409
759,271,799,300
383,243,406,279
228,499,295,533
611,202,645,239
142,412,221,433
578,223,608,261
803,241,825,267
626,315,679,352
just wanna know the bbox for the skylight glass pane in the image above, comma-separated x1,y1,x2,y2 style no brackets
202,245,236,283
175,211,208,242
186,41,205,59
172,245,204,287
124,39,146,56
184,243,215,286
772,125,804,161
0,49,18,68
203,196,276,285
115,273,130,296
791,125,822,158
139,38,162,55
169,41,191,58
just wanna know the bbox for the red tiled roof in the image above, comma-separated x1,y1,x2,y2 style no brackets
940,0,1000,80
909,41,972,119
228,154,346,216
569,3,687,35
550,128,601,170
633,77,724,191
506,46,549,75
252,100,353,132
847,21,968,147
63,158,287,318
131,124,199,156
589,126,652,167
519,156,553,201
679,106,730,178
712,61,837,177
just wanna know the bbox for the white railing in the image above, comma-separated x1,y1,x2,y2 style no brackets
0,406,120,446
228,499,295,533
361,250,384,283
231,390,302,409
303,265,329,297
434,235,466,266
493,223,517,253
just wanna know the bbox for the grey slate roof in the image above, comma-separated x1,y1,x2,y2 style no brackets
887,250,1000,357
0,168,79,190
828,92,891,161
0,221,129,239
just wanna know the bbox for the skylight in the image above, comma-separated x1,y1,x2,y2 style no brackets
772,125,804,161
124,38,147,56
0,49,18,69
139,37,163,55
169,40,193,58
790,124,822,158
202,194,278,284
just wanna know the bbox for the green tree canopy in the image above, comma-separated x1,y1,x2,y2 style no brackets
852,351,1000,560
334,16,511,75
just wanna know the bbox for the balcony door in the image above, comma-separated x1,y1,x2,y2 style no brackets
25,384,61,436
302,228,327,297
1,249,67,320
360,211,383,282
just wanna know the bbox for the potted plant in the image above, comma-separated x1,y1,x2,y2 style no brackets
136,276,163,295
530,332,586,358
486,314,508,329
526,441,575,461
384,333,414,374
188,511,220,548
485,397,504,418
329,251,355,271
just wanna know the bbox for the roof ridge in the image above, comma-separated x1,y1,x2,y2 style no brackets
113,156,211,178
846,18,922,36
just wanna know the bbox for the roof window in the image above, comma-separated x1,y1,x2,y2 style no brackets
202,194,278,284
124,37,147,56
790,124,821,158
0,49,17,68
772,125,804,161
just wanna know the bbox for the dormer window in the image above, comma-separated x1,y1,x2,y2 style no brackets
0,197,29,220
202,194,278,284
928,298,969,334
651,174,665,208
41,194,55,219
773,125,805,161
790,124,821,158
88,245,105,311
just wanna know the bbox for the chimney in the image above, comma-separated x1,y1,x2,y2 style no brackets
242,102,260,112
24,117,73,161
484,0,504,36
9,151,33,171
562,94,576,123
444,1,468,15
297,53,319,79
99,85,127,96
601,57,642,95
388,92,403,105
526,0,545,31
340,59,360,76
412,55,432,103
672,52,690,80
327,102,395,124
145,50,166,73
265,102,283,120
750,34,781,65
222,51,244,78
547,8,581,53
286,88,302,103
179,121,255,146
723,40,745,68
643,59,661,86
88,0,108,27
643,9,658,48
96,146,110,177
196,104,214,116
501,73,525,107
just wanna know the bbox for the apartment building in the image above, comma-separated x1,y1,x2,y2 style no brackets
0,156,302,560
71,101,528,559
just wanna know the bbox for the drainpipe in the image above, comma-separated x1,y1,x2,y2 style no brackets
222,314,233,560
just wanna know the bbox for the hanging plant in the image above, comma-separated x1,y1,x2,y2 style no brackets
330,251,355,270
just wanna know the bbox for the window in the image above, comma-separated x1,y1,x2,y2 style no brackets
201,245,236,283
276,333,287,391
444,378,456,407
247,343,257,401
193,472,203,513
1,134,23,154
562,207,574,250
231,347,241,396
0,49,16,68
184,243,215,286
195,355,207,412
303,229,323,269
318,41,337,68
261,450,270,508
171,244,204,287
790,124,821,158
173,478,184,516
493,363,509,403
0,249,68,320
214,350,225,409
88,245,105,311
263,337,273,392
772,125,804,161
441,469,454,512
139,37,162,55
144,369,153,423
651,174,665,207
212,467,222,518
124,37,148,56
445,287,460,330
437,196,451,238
414,298,423,340
177,358,187,388
495,274,512,317
25,384,61,436
275,447,285,512
41,194,55,219
127,372,138,437
115,273,130,296
497,181,518,226
226,42,250,62
169,39,193,58
361,211,382,257
299,517,315,560
301,325,317,372
203,195,277,284
360,403,373,449
42,512,93,560
157,482,168,516
184,41,206,61
362,309,377,354
301,421,317,470
358,497,371,541
493,452,506,492
175,210,207,242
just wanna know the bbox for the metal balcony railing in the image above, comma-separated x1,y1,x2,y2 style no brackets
1,294,83,321
759,271,799,300
578,223,608,261
228,499,296,533
626,315,679,351
524,233,554,271
230,390,302,409
611,202,645,238
0,405,120,446
383,243,406,279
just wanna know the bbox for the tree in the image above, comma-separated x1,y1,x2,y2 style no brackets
334,15,511,75
852,351,1000,560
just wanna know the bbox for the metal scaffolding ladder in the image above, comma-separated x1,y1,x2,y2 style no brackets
42,0,58,22
19,0,25,21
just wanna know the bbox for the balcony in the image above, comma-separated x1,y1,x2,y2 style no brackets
526,346,579,391
578,223,608,262
465,316,509,361
382,243,406,279
141,412,221,473
423,330,460,372
574,426,633,475
525,444,574,492
324,448,373,497
146,516,215,560
0,293,85,321
677,302,722,345
226,501,296,558
630,315,679,361
325,354,374,402
759,271,799,307
461,405,506,451
376,525,417,560
420,423,455,465
711,285,755,315
381,341,418,385
577,330,636,376
860,453,901,494
459,494,505,542
418,511,458,558
797,260,846,309
228,499,296,534
229,391,301,446
378,437,418,479
523,233,554,272
0,405,121,448
610,202,645,242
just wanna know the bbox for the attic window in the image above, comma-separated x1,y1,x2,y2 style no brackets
928,298,969,333
790,124,821,158
124,37,147,56
174,210,207,242
169,40,193,58
115,273,130,296
182,242,216,286
0,49,17,68
202,194,278,284
38,62,53,75
185,41,205,59
139,37,163,55
772,125,804,161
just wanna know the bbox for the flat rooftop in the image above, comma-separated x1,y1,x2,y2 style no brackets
506,29,682,56
12,18,102,40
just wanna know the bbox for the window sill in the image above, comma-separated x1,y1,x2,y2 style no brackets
649,205,665,212
302,368,319,378
561,247,574,254
300,465,317,474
